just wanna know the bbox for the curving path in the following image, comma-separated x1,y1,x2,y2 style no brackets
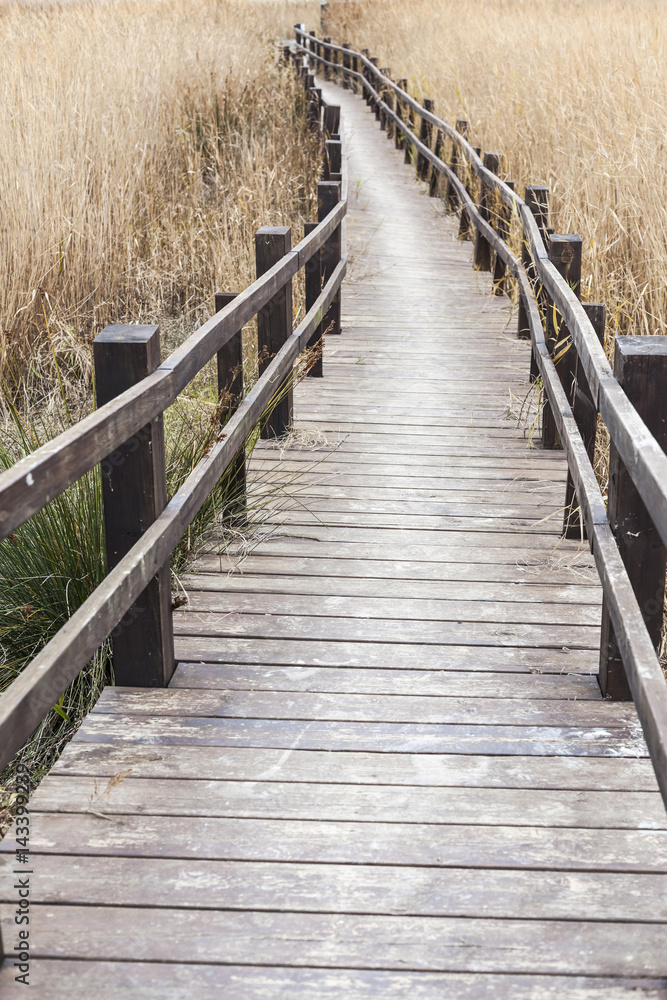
1,77,666,998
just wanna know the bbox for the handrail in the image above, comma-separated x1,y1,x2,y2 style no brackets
295,27,667,555
294,28,667,806
0,200,345,542
0,81,347,770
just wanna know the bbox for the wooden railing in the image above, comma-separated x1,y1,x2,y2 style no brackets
293,25,667,807
0,84,347,771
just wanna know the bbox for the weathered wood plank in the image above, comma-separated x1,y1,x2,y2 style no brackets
0,959,664,1000
50,743,659,791
2,852,666,906
169,664,601,699
71,715,648,757
171,611,600,648
191,554,599,587
180,573,601,606
29,775,666,829
173,591,601,626
173,637,597,674
91,687,631,728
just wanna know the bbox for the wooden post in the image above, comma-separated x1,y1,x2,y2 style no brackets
542,234,582,450
445,119,469,211
385,88,395,140
342,43,351,88
323,104,340,138
351,53,359,94
324,37,332,80
304,222,323,378
599,336,667,700
492,180,514,293
319,180,342,339
473,152,500,271
256,226,293,438
370,58,380,120
416,99,434,181
379,69,391,130
518,185,549,340
306,85,319,131
362,49,370,104
325,138,342,176
404,84,416,165
94,325,174,687
395,79,407,149
214,293,246,516
429,129,444,197
563,303,605,538
459,144,481,240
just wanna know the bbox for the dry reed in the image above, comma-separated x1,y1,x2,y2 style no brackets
0,0,320,376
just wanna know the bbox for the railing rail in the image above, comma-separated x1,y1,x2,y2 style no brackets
293,25,667,807
0,78,348,770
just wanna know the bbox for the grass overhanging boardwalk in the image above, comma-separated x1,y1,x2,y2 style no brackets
1,78,666,999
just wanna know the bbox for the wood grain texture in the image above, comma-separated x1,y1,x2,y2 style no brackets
1,69,664,992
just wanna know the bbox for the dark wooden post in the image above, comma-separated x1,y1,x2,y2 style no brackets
429,129,444,197
542,234,582,450
473,152,500,270
351,53,359,94
563,303,605,538
379,69,391,130
323,104,340,137
385,88,395,139
323,37,332,80
319,180,342,338
256,226,293,438
445,119,469,211
395,79,407,149
306,82,319,131
599,336,667,700
459,144,481,240
492,180,514,293
342,43,351,88
518,185,549,340
404,84,416,165
362,49,371,104
94,325,174,687
416,99,434,181
325,138,342,178
214,293,246,515
370,59,380,120
304,222,323,377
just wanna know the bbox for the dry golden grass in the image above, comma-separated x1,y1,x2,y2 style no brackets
327,0,667,350
0,0,320,374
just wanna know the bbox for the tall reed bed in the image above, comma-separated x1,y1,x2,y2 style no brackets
0,0,321,812
327,0,667,347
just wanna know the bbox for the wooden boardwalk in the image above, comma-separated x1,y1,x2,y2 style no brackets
1,79,666,998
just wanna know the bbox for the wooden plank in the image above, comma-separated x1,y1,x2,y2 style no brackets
29,775,667,829
50,743,660,791
191,554,599,587
171,611,600,648
173,637,598,674
181,573,600,605
169,664,601,699
173,591,601,626
2,850,666,905
91,687,630,728
1,960,664,999
71,715,648,757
